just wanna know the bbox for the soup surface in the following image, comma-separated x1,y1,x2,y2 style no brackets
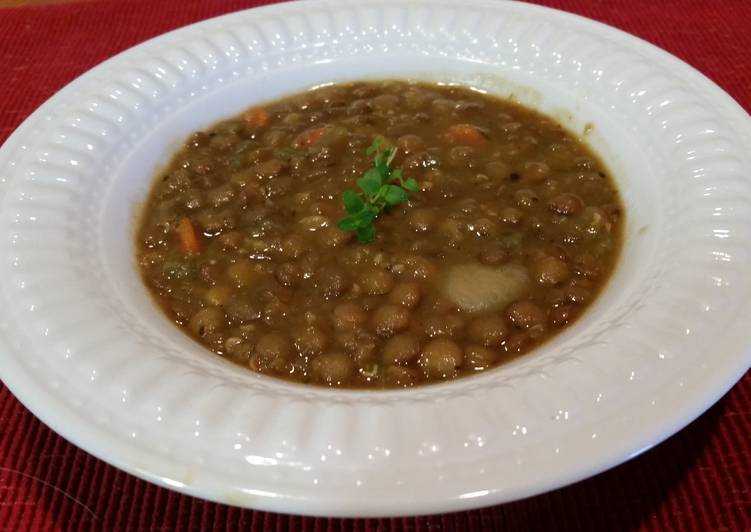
136,80,623,388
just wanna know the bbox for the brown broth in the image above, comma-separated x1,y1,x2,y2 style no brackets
136,80,623,388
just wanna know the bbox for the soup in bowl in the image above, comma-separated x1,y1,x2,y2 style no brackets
135,80,624,388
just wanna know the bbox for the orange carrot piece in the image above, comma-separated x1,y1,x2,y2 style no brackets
244,107,270,128
176,217,201,255
443,124,486,145
297,127,328,146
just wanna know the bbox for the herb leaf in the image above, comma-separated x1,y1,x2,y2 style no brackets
383,185,408,205
337,216,361,232
274,146,306,160
357,169,383,196
337,139,420,243
366,137,384,156
342,190,365,214
360,205,378,224
403,177,419,192
356,223,377,243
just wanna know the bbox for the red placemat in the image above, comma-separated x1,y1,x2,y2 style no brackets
1,0,749,530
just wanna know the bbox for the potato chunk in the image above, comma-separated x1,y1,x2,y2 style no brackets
442,263,530,312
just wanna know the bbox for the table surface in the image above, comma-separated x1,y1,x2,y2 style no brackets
0,0,750,530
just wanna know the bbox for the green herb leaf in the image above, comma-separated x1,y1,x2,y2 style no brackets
342,190,365,214
338,138,421,243
383,185,408,205
162,259,193,279
234,139,257,155
356,223,376,243
359,206,378,224
375,156,389,177
385,146,398,166
274,146,306,160
366,137,384,155
357,168,383,196
337,216,361,232
403,178,419,192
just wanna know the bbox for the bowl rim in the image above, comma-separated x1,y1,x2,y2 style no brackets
0,0,750,517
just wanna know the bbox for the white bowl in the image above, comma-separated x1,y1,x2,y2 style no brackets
0,0,749,517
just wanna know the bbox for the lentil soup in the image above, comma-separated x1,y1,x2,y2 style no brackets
136,80,623,388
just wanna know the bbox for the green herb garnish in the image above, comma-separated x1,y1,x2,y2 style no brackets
274,146,307,160
162,258,193,279
337,138,419,243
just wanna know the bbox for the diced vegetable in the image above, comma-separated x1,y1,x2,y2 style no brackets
274,147,307,160
443,124,486,145
176,217,201,255
296,127,328,146
244,107,270,128
442,263,530,312
161,259,193,279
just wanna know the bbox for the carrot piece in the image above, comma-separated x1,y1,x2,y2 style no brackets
244,107,269,128
296,127,328,146
176,217,201,255
443,124,486,145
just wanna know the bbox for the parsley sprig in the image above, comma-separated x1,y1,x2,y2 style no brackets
337,138,419,243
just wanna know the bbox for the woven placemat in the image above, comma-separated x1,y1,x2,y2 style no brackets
0,1,749,529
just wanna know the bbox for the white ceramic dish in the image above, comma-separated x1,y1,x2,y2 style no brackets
0,0,749,517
